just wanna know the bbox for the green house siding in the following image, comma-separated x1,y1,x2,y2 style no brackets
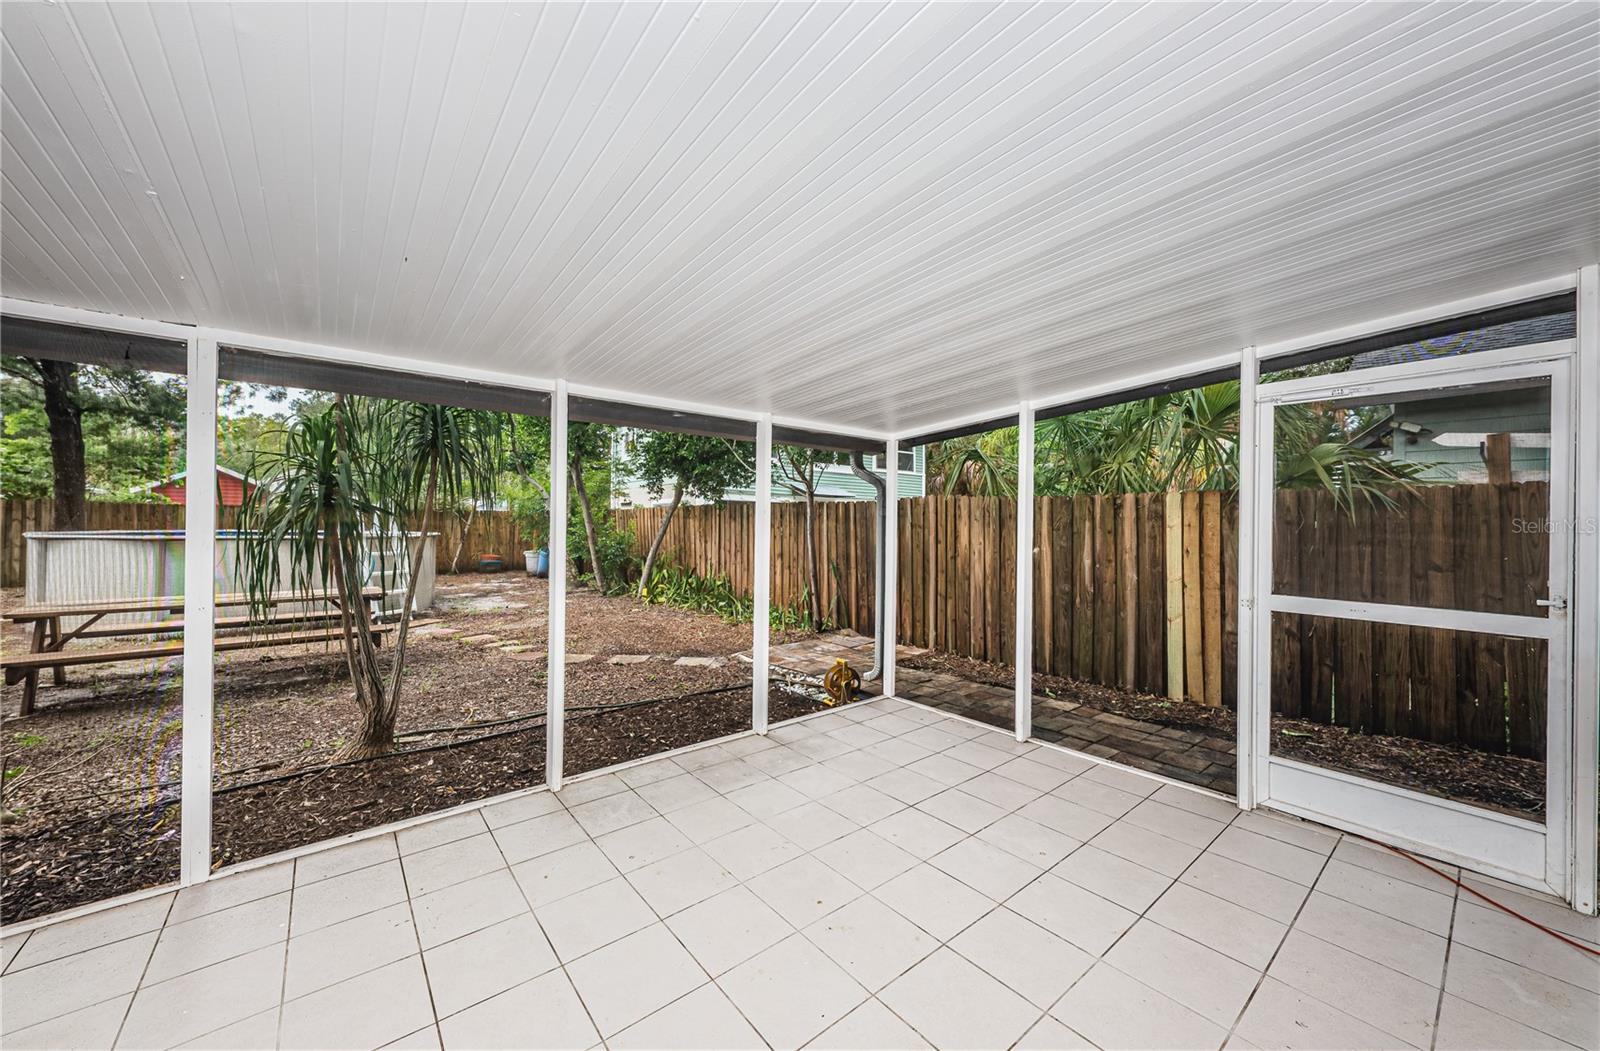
1388,388,1551,482
726,447,926,502
610,438,924,506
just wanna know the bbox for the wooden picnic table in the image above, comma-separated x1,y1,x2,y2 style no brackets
2,587,385,716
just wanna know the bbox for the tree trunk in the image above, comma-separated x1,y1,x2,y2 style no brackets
802,489,822,628
385,460,436,714
37,360,86,530
330,526,393,759
570,456,606,592
638,483,682,599
450,504,475,574
330,394,393,760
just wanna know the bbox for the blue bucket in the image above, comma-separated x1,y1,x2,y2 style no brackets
528,548,549,578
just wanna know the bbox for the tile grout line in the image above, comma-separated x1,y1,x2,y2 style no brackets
586,771,782,1048
1031,797,1247,1045
767,716,1314,1051
94,884,297,997
1218,833,1341,1050
396,831,448,1049
1420,881,1597,1046
751,728,1009,1050
559,756,894,1049
1226,835,1482,1048
0,918,174,980
619,725,876,1048
273,857,299,1049
715,713,1187,1048
489,788,643,1049
636,875,780,1049
1428,875,1463,1051
109,883,177,1050
559,701,1010,1048
0,928,31,978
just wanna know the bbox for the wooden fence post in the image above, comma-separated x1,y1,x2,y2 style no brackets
1164,491,1184,700
1201,490,1224,707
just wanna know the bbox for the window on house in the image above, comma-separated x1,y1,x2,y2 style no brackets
872,451,916,472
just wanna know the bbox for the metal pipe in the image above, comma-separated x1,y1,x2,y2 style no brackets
848,451,886,681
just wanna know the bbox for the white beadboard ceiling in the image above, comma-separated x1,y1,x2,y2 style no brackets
2,1,1597,435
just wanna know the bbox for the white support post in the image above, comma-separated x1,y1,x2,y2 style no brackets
753,416,773,733
1571,264,1599,915
1014,403,1034,741
1235,344,1260,810
180,335,219,885
546,381,569,792
882,439,899,698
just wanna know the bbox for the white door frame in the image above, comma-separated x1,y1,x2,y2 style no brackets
1249,346,1576,896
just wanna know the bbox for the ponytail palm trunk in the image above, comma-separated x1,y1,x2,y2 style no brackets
239,397,499,760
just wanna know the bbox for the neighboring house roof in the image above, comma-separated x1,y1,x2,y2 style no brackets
1350,312,1575,370
143,466,257,506
1350,408,1397,449
145,466,251,487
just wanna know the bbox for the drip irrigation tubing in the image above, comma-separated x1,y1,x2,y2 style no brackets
7,683,755,813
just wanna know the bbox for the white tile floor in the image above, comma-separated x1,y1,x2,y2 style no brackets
3,697,1597,1050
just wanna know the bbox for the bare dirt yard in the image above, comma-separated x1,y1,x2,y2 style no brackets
1,574,829,925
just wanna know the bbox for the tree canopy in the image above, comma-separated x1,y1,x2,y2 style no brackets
926,381,1430,508
1,359,186,503
632,431,753,506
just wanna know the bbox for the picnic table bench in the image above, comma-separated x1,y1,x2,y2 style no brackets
2,587,387,715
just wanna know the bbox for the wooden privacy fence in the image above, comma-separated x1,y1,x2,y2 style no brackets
2,500,189,586
898,493,1238,708
8,486,1549,755
619,485,1550,756
1,498,524,585
430,511,524,574
1270,483,1549,757
617,502,879,632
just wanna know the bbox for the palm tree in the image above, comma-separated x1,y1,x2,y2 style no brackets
929,432,1018,496
375,401,501,734
237,396,500,759
932,381,1432,506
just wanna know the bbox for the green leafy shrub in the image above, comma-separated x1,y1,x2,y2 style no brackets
570,511,637,594
642,563,808,629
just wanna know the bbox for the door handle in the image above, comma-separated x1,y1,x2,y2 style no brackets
1535,596,1567,611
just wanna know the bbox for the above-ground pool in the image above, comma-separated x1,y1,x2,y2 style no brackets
23,530,436,628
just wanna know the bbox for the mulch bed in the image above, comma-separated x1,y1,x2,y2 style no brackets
0,806,181,928
1,686,830,924
210,685,828,870
0,575,825,926
1270,727,1545,817
900,650,1545,818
